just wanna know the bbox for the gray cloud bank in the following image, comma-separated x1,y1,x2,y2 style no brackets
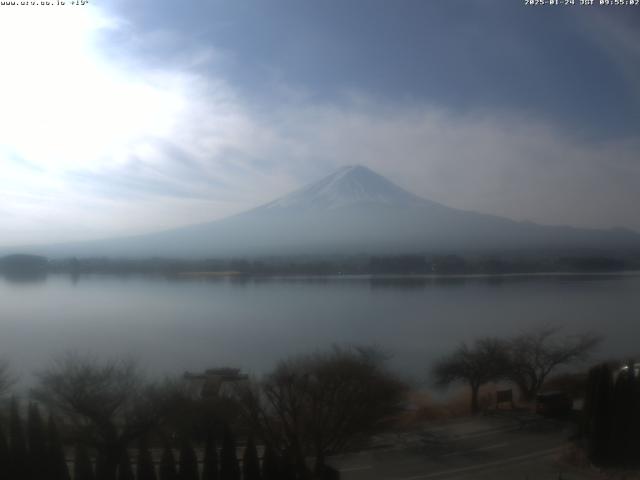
0,3,639,247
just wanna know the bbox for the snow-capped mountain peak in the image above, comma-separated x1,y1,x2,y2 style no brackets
16,164,640,258
263,165,424,211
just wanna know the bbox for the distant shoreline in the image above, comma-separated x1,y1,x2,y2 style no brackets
177,270,244,277
175,270,640,278
2,252,640,280
3,270,640,285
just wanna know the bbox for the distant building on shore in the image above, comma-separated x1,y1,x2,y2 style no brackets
183,367,249,398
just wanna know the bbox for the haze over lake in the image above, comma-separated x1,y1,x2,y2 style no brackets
3,272,638,387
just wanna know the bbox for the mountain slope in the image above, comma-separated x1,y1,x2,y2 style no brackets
16,165,640,258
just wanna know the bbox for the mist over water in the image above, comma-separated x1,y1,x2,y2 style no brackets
1,273,638,389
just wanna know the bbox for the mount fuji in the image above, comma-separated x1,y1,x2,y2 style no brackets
19,165,640,258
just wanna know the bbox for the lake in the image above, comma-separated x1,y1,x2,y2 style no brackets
1,273,639,388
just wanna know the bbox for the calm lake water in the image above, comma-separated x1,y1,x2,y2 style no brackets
1,273,639,387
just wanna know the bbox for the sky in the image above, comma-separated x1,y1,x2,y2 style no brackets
1,0,639,246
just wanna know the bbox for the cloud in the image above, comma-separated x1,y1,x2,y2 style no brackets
0,3,639,247
264,103,640,231
0,4,292,244
578,10,640,107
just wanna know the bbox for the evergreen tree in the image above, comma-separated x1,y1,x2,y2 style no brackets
242,437,261,480
219,425,240,480
611,362,635,464
279,448,295,480
0,422,10,479
260,444,279,480
319,465,340,480
202,433,219,480
74,443,96,480
95,453,109,480
178,439,199,480
582,365,599,438
137,436,157,480
589,364,614,464
159,443,178,480
47,415,71,480
631,367,640,467
27,403,48,479
117,449,135,480
622,362,638,465
9,398,30,480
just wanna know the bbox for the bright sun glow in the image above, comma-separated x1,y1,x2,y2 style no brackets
0,5,186,172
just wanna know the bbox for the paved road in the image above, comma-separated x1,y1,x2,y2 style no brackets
330,413,599,480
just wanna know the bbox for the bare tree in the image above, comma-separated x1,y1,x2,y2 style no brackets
32,353,184,480
236,346,407,478
432,338,509,414
506,327,601,401
0,359,15,397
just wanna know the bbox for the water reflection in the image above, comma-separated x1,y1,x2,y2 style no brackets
1,271,47,284
3,270,636,289
0,272,638,388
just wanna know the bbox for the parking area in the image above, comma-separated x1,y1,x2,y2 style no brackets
330,412,601,480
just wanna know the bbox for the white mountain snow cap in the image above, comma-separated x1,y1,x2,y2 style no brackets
264,164,424,210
